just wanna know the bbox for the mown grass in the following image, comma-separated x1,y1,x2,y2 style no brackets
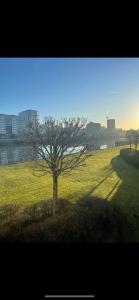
1,145,139,241
0,147,122,206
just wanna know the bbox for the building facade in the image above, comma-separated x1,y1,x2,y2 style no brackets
107,119,115,130
0,115,6,135
86,122,101,135
0,114,18,135
18,110,38,133
0,110,38,137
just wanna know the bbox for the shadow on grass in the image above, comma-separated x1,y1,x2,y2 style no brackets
106,178,121,200
67,169,114,201
111,155,139,208
83,169,114,198
110,155,139,241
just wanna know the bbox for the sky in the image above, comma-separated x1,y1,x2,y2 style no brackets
0,57,139,129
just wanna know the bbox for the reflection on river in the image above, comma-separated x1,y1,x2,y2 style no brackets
0,144,32,165
0,145,85,165
0,142,116,166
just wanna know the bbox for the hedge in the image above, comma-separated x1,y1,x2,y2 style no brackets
120,148,139,169
7,197,131,243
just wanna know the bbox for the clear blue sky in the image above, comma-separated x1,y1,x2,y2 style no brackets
0,58,139,129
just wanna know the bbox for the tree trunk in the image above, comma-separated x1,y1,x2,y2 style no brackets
52,174,58,216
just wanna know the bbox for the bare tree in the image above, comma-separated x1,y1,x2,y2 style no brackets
126,130,139,151
126,130,134,149
134,130,138,151
23,117,92,216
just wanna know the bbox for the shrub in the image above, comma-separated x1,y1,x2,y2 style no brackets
19,197,130,243
120,148,139,169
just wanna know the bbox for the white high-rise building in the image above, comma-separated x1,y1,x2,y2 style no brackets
0,110,38,137
18,110,38,133
0,114,18,135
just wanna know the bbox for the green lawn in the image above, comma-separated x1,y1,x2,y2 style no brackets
1,145,139,241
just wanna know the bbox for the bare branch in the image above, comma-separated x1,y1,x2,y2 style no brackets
23,116,93,214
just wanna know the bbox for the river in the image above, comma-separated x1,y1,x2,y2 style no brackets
0,143,116,166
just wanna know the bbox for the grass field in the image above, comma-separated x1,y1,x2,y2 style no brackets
1,145,139,241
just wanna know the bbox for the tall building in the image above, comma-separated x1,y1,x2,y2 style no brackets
0,110,38,137
0,114,18,135
6,115,18,135
107,119,115,130
18,110,38,133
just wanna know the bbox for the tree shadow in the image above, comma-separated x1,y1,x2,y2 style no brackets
111,155,139,208
67,169,114,201
106,178,121,200
83,169,114,198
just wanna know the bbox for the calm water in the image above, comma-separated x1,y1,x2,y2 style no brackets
0,143,115,165
0,145,84,165
0,145,30,165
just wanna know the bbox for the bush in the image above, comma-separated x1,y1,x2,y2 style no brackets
120,148,139,169
18,197,130,243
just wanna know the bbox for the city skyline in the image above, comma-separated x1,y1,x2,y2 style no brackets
0,109,127,140
0,109,135,131
0,58,139,129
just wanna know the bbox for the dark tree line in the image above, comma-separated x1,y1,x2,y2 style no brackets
126,129,139,150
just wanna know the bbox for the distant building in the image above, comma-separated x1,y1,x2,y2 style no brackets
0,109,38,137
18,110,38,133
0,115,6,135
116,128,125,137
0,114,18,135
86,122,101,135
107,119,115,130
